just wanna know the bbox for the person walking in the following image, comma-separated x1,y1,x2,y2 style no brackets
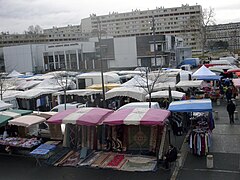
226,87,232,103
227,100,236,124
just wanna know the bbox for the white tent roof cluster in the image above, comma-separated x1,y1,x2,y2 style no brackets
192,65,216,78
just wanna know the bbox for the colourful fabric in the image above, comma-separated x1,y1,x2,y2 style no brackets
47,108,113,126
103,108,170,125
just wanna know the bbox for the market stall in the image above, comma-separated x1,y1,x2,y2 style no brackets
83,107,171,171
168,99,214,156
47,107,113,149
0,115,46,155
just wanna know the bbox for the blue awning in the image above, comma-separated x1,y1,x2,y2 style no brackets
196,76,221,81
168,99,212,112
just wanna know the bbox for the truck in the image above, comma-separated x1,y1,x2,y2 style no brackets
178,58,200,68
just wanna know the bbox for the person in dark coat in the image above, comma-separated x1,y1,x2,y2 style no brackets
226,87,232,103
163,144,178,169
227,100,236,124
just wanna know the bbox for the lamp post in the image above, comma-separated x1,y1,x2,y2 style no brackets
97,18,106,108
150,16,157,70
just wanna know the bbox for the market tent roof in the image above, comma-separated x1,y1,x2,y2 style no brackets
16,80,41,90
153,82,176,91
8,115,46,127
121,75,153,87
7,70,24,78
7,109,33,116
33,78,76,91
16,89,57,99
192,65,216,78
146,90,185,100
0,100,13,110
105,87,147,101
87,84,121,90
2,90,23,102
227,68,240,73
118,102,160,110
0,115,13,127
102,108,170,125
232,79,240,87
176,80,204,88
0,111,21,118
168,99,212,112
53,89,102,96
47,107,113,126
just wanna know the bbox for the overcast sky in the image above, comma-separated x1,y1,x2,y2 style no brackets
1,0,240,34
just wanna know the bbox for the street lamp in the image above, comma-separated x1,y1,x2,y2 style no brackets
97,18,106,108
150,16,157,70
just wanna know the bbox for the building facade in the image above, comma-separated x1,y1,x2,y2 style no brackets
206,22,240,53
3,35,183,73
81,4,202,53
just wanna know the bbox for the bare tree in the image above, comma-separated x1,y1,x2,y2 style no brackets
182,7,215,56
26,25,43,34
52,71,75,110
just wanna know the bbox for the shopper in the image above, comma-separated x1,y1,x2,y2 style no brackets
227,100,236,124
163,144,178,169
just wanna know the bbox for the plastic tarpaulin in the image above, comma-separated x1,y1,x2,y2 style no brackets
102,108,170,125
168,99,212,112
47,107,113,126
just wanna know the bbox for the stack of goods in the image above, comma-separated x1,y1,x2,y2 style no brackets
0,137,41,148
30,143,56,158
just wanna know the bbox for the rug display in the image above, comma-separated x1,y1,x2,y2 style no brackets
120,156,157,172
55,150,80,167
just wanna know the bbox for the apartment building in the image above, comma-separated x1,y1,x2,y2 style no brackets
81,4,202,52
206,22,240,52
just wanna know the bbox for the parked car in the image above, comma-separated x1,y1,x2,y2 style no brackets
50,103,86,112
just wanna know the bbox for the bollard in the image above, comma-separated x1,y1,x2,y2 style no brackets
206,155,213,168
214,111,219,120
234,111,238,121
176,153,182,168
217,99,220,106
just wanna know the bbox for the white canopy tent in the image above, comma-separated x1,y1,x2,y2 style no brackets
105,87,147,101
153,82,176,91
176,80,204,88
145,90,185,100
32,78,76,90
16,89,57,99
7,70,23,78
192,65,216,78
53,89,102,96
0,100,13,111
121,75,153,87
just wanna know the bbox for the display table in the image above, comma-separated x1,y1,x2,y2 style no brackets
0,137,41,149
30,141,61,166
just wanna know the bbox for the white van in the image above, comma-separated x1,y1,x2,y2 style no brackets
50,103,86,112
118,102,160,110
